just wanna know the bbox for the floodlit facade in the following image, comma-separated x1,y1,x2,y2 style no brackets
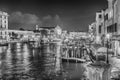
0,11,9,41
93,0,120,56
106,0,120,56
69,32,88,39
8,30,35,41
88,22,96,42
37,25,62,39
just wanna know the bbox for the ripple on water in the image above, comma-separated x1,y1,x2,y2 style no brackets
1,43,87,80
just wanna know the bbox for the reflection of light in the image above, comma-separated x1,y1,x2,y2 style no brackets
23,44,28,52
7,44,11,49
23,44,30,72
16,43,21,52
6,45,12,68
16,48,21,52
7,44,11,53
55,45,61,72
0,47,7,53
0,47,3,53
32,49,35,56
16,43,21,49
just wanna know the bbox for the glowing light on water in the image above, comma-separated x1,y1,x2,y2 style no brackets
23,44,30,72
16,43,22,54
16,43,21,49
23,44,28,52
55,44,61,73
32,49,35,56
0,46,7,53
0,47,3,53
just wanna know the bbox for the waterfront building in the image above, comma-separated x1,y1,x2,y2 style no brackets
89,22,96,43
8,30,35,41
69,32,88,39
0,11,9,41
61,30,68,39
95,10,105,44
37,25,62,40
105,0,120,56
92,0,120,56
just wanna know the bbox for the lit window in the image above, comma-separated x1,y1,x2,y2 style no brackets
109,10,113,18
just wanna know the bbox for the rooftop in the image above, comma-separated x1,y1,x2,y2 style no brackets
39,26,56,29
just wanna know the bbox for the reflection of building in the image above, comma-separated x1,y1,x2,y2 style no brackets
0,11,9,41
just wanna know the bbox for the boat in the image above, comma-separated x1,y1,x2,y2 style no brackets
61,57,86,63
0,40,8,46
0,42,8,46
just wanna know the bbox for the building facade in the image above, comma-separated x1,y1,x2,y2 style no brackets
36,25,62,39
93,0,120,56
0,11,9,41
106,0,120,56
93,10,105,44
69,32,88,39
88,22,96,43
8,30,35,41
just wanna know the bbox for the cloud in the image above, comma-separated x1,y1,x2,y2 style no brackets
42,15,63,27
9,11,63,30
43,15,52,20
9,11,41,30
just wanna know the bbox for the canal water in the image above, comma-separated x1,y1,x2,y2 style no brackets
0,42,86,80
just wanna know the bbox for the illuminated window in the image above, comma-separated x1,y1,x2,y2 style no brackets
109,10,113,18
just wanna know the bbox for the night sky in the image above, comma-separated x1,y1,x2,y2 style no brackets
0,0,108,31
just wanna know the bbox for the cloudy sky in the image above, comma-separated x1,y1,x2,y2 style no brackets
0,0,108,31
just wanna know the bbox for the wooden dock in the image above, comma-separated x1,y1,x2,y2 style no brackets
61,57,86,63
61,42,96,63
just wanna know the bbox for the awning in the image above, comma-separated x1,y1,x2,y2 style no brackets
97,47,113,53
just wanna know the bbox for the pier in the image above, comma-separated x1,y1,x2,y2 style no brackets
61,44,93,63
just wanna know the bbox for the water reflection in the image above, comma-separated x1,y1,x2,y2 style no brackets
0,42,86,80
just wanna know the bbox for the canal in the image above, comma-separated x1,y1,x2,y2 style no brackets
0,42,86,80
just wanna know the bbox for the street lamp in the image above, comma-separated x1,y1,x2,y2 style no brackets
106,34,110,64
